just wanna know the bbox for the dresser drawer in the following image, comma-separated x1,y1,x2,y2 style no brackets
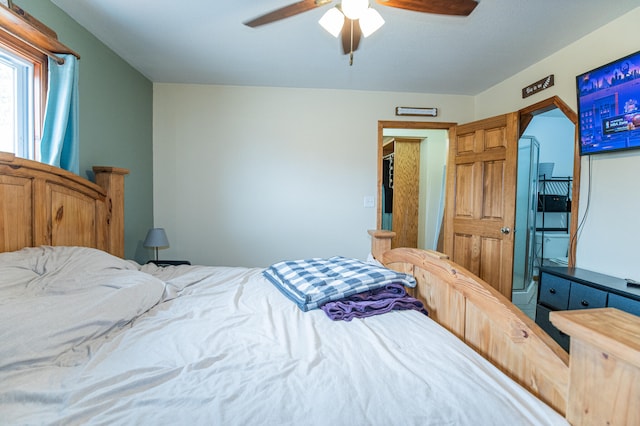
539,273,570,310
568,282,607,310
535,304,570,351
607,293,640,316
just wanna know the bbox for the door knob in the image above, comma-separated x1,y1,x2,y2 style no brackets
500,227,511,234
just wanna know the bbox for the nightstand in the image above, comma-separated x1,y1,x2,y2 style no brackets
147,260,191,267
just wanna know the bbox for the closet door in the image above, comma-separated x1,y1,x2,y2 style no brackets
391,138,421,248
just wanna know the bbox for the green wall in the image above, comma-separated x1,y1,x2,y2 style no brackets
20,0,154,262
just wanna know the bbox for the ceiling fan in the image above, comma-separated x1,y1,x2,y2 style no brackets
244,0,478,65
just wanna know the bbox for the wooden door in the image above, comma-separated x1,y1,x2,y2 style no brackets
391,138,421,248
443,113,518,299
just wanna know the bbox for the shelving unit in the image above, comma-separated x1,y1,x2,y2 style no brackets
536,175,572,264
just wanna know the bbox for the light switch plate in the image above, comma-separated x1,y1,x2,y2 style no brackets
363,196,375,208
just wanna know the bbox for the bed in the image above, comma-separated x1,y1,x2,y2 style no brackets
1,153,638,425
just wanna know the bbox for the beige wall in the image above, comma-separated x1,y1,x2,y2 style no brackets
154,7,640,279
476,7,640,279
153,84,472,266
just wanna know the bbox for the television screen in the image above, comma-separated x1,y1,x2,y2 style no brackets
576,50,640,155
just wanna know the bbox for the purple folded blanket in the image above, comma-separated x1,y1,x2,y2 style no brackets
320,283,428,321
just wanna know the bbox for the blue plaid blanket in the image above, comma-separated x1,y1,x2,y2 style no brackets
263,256,416,312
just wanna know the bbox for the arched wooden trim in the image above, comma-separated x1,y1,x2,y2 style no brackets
518,96,580,268
519,96,577,135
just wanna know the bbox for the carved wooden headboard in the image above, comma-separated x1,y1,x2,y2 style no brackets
0,152,129,257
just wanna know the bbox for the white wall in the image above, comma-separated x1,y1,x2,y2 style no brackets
154,8,640,279
525,115,575,178
474,8,640,119
153,84,473,266
476,7,640,279
419,131,448,250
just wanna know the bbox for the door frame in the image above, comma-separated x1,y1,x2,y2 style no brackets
377,120,457,231
519,95,579,268
378,95,580,271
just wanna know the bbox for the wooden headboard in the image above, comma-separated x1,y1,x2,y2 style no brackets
0,152,129,257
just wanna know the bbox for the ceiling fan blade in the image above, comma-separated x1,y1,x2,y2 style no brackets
375,0,478,16
341,19,361,55
244,0,332,27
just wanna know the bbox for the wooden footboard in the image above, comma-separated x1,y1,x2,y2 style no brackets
369,230,640,423
0,152,128,257
551,308,640,425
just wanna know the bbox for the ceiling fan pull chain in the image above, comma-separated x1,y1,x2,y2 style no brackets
349,19,354,66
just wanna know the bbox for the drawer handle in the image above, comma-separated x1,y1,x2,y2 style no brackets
549,288,556,294
581,300,589,307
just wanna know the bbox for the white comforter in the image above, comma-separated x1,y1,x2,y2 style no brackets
0,247,568,425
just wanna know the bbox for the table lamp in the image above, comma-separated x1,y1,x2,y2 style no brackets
144,228,169,261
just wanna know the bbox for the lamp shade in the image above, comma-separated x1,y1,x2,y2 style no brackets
360,7,384,37
144,228,169,248
341,0,368,20
319,7,345,37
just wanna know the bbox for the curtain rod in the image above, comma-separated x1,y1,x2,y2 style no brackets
3,28,65,64
0,3,80,65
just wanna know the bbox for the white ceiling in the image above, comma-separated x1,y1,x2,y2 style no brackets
50,0,639,95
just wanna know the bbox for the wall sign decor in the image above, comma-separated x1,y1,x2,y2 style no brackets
522,74,554,98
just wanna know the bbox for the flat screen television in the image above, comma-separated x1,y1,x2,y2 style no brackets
576,49,640,155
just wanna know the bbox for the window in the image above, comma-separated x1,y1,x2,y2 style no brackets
0,33,47,160
0,48,33,157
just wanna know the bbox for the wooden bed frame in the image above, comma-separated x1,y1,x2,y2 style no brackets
0,153,637,425
369,230,639,425
0,152,128,257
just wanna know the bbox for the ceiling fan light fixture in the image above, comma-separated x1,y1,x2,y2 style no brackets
341,0,368,20
359,7,384,37
319,7,345,37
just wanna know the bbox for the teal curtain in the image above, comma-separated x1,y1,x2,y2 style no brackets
40,54,79,174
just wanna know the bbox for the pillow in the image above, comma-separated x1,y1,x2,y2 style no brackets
263,256,416,311
0,246,166,370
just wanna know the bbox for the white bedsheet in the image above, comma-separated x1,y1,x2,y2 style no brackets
0,250,568,425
